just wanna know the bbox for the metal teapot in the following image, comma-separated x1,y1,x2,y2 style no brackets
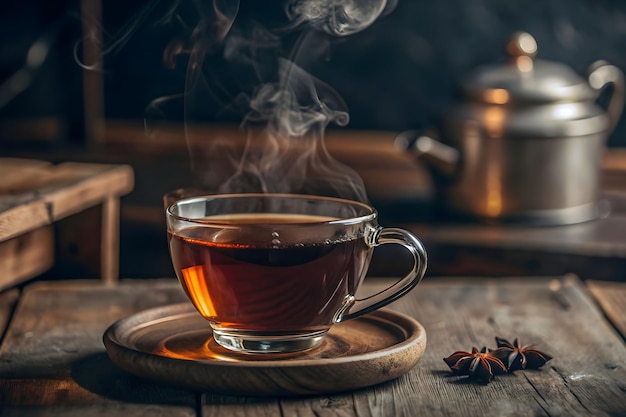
398,32,624,225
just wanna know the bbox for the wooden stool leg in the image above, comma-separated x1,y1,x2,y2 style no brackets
101,195,120,285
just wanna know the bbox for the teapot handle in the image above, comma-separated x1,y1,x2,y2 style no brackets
588,60,625,134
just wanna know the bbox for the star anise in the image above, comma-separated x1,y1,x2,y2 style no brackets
491,337,553,371
443,346,507,383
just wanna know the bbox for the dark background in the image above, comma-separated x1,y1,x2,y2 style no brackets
1,0,626,146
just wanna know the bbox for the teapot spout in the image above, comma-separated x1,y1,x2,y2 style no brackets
396,131,460,178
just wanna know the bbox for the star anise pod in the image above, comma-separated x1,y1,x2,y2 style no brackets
491,337,553,371
443,346,507,383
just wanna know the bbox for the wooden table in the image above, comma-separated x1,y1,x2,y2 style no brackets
0,158,134,289
0,276,624,416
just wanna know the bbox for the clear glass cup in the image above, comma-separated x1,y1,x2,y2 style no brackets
166,193,427,354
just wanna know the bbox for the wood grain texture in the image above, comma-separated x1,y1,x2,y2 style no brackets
104,304,425,396
0,160,134,242
0,159,134,286
198,276,625,416
0,158,53,193
587,280,626,339
0,279,195,416
39,163,134,220
386,278,626,415
0,227,54,290
1,277,624,417
0,199,50,243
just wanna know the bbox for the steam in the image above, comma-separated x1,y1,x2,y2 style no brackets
70,0,395,202
247,59,349,135
91,0,390,203
286,0,395,36
215,58,366,201
178,0,396,203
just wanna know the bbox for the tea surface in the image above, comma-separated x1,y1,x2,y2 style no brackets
168,214,372,333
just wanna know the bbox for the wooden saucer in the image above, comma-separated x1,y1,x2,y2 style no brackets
103,303,426,396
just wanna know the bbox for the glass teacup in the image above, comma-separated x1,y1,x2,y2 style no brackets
166,193,427,354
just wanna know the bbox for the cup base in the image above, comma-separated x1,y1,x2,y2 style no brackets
212,328,328,354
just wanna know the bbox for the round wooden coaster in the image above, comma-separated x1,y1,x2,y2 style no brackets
103,303,426,396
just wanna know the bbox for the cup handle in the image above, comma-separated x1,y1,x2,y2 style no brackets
337,227,427,322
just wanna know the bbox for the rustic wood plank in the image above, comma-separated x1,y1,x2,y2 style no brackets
587,280,626,339
197,276,626,416
0,160,134,242
340,275,626,417
2,278,624,416
40,163,134,220
191,276,625,416
0,160,109,197
0,159,134,284
201,395,281,417
0,227,54,291
0,199,50,242
0,158,53,194
0,279,195,417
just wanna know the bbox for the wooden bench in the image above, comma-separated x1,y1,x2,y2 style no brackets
0,158,134,289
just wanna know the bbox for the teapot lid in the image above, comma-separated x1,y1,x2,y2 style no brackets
462,32,596,103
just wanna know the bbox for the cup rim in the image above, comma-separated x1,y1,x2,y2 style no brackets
166,193,376,226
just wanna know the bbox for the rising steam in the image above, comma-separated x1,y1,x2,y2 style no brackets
286,0,394,36
179,0,395,203
83,0,395,202
215,58,367,201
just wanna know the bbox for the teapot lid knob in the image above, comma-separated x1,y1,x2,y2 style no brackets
506,32,537,71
